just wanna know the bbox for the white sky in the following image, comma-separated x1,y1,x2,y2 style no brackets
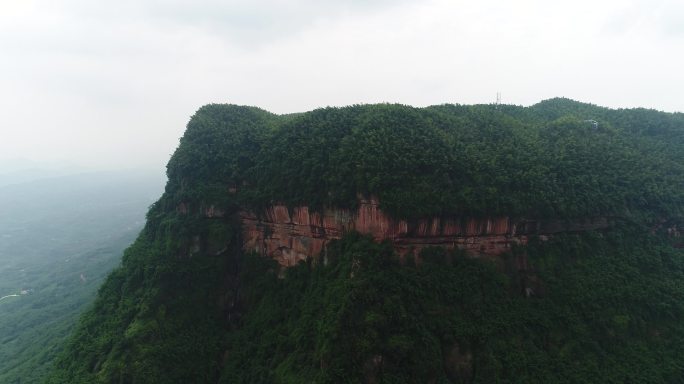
1,0,682,170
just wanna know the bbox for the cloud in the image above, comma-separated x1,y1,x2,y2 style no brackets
15,0,413,49
601,0,684,38
0,0,682,169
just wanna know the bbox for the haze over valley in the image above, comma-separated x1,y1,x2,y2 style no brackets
0,169,164,383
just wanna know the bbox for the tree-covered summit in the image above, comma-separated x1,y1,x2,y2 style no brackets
166,100,684,220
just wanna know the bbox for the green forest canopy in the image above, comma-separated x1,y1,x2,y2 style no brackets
166,98,684,220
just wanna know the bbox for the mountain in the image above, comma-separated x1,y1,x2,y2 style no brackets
48,100,684,383
0,159,88,187
0,171,164,383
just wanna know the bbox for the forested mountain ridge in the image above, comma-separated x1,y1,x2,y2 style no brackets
48,99,684,383
164,98,684,220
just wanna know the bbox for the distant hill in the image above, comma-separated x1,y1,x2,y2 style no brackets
0,159,89,187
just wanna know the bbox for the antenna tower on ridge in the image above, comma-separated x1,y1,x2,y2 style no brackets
495,92,501,109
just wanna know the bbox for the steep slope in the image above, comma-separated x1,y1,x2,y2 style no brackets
48,101,684,383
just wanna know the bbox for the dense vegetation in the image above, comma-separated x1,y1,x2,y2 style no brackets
224,228,684,383
47,99,684,383
167,98,684,219
0,172,163,383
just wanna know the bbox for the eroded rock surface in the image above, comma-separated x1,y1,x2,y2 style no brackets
240,197,612,267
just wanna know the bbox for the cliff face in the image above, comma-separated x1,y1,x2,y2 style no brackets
240,197,612,267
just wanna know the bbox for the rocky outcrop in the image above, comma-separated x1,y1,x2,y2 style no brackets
240,197,612,267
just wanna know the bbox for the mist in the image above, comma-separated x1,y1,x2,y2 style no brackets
1,0,683,170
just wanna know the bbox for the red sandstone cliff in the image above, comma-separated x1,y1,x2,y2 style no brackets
239,197,612,267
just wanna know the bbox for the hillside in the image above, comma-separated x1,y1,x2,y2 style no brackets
0,171,164,383
48,100,684,383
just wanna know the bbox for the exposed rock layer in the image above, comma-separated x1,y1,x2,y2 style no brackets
240,198,612,267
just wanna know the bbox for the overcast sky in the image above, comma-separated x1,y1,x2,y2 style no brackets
1,0,682,170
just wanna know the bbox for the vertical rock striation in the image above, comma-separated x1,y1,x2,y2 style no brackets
239,197,612,266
